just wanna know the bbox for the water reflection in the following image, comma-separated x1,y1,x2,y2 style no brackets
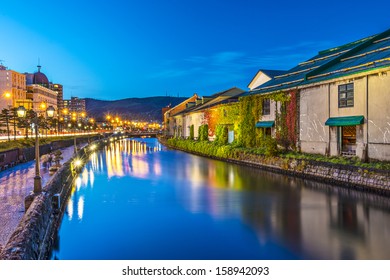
101,139,162,179
65,138,163,222
54,138,390,260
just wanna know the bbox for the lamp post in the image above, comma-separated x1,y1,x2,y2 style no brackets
17,105,55,193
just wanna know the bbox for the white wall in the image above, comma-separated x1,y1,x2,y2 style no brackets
299,85,329,155
298,69,390,160
367,72,390,160
248,72,272,91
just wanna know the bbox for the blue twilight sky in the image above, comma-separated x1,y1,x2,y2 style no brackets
0,0,389,100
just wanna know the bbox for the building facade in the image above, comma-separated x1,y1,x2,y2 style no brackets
247,70,286,137
26,84,58,113
0,65,30,110
164,94,199,137
246,27,390,161
51,83,64,114
63,97,86,113
25,65,58,114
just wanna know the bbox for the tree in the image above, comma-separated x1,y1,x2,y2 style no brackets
9,107,20,140
17,109,35,139
0,108,11,141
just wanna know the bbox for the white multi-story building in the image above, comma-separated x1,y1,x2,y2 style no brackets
0,65,30,110
25,65,58,114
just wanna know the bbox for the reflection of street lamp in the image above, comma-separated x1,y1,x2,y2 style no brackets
17,105,55,193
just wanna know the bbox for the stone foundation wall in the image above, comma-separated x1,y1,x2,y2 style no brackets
161,138,390,195
232,155,390,194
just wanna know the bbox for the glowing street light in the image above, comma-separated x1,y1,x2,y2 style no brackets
17,105,55,193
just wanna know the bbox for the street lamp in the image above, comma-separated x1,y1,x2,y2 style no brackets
17,105,55,193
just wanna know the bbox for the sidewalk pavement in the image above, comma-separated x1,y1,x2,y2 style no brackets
0,144,79,248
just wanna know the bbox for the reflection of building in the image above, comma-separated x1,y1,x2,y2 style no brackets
0,64,31,110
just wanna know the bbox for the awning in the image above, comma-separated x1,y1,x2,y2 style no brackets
325,115,364,126
255,121,275,128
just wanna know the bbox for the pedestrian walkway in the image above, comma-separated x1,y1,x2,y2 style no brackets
0,145,79,248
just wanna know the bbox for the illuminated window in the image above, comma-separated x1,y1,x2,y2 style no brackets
262,98,270,115
338,83,354,108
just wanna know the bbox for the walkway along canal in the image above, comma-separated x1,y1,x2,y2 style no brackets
50,137,390,259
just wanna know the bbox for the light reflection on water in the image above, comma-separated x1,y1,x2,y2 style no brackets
52,138,390,260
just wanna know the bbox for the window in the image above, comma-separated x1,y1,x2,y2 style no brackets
262,98,270,115
338,83,354,108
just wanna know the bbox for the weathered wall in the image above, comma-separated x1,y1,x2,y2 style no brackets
299,69,390,161
330,77,367,157
367,72,390,160
300,84,329,155
192,112,203,139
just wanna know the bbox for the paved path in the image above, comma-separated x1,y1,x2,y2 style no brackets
0,145,79,248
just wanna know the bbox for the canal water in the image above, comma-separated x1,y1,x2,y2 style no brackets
50,138,390,260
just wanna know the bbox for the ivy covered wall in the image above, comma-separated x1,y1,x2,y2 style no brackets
193,90,299,151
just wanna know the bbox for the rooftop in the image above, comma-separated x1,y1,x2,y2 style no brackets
245,28,390,96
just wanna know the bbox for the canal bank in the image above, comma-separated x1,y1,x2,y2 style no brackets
0,136,111,260
3,137,389,259
159,137,390,196
48,137,390,259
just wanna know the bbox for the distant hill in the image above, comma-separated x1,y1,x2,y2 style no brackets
85,96,187,122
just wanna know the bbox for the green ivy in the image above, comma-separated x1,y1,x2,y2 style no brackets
236,91,293,149
198,124,209,141
215,125,228,145
189,125,194,140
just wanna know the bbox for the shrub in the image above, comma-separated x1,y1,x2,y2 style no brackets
198,124,209,141
262,136,279,156
215,125,228,145
189,125,194,140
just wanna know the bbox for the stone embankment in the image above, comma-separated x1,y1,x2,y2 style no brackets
0,136,109,260
160,138,390,195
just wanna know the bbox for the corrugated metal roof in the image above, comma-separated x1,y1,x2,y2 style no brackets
260,69,288,78
245,29,390,96
245,47,345,95
192,87,245,112
305,33,390,84
172,87,245,116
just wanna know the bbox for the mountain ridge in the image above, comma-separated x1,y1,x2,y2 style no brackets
85,96,188,122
